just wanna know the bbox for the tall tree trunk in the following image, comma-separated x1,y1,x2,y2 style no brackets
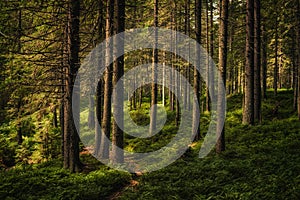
64,0,81,172
149,0,158,135
183,0,190,110
253,0,261,123
193,0,201,141
293,54,298,111
60,24,67,159
169,9,175,111
243,0,255,125
94,79,102,157
297,0,300,120
261,24,267,99
216,0,229,153
94,0,105,158
162,52,166,106
99,0,114,160
175,7,180,127
111,0,125,163
205,0,210,111
208,0,215,111
273,14,279,96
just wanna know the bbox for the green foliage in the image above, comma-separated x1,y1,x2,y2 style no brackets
124,106,178,153
0,125,16,168
119,90,300,199
0,160,131,200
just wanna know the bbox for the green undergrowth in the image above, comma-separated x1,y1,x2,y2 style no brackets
0,159,131,200
119,90,300,199
1,90,300,199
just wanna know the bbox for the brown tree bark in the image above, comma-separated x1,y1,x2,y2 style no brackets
99,0,114,160
193,0,201,141
243,0,255,125
261,24,267,100
63,0,81,172
94,0,105,158
273,10,279,97
253,0,261,123
94,79,102,157
205,0,210,112
297,0,300,120
216,0,229,153
149,0,158,136
111,0,125,163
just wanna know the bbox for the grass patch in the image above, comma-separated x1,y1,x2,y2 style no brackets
119,90,300,199
0,159,131,200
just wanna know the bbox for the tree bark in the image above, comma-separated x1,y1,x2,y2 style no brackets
273,12,279,97
261,24,267,100
216,0,229,153
149,0,158,136
99,0,114,160
193,0,201,141
297,0,300,120
205,0,210,111
63,0,81,173
253,0,261,123
111,0,125,163
243,0,255,125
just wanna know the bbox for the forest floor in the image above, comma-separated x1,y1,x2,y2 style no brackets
1,90,300,199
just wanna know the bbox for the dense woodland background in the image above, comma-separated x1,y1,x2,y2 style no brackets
1,0,300,199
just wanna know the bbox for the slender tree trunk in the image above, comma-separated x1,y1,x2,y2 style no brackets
111,0,125,163
94,79,102,157
64,0,81,172
243,0,255,125
94,0,105,158
169,9,175,111
149,0,158,136
209,0,215,110
261,25,267,99
99,0,114,159
60,101,64,158
174,8,180,127
162,52,166,106
60,26,67,159
297,0,300,120
274,15,279,96
293,56,298,112
254,0,261,123
193,0,201,141
205,0,210,111
133,71,137,109
216,0,228,153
